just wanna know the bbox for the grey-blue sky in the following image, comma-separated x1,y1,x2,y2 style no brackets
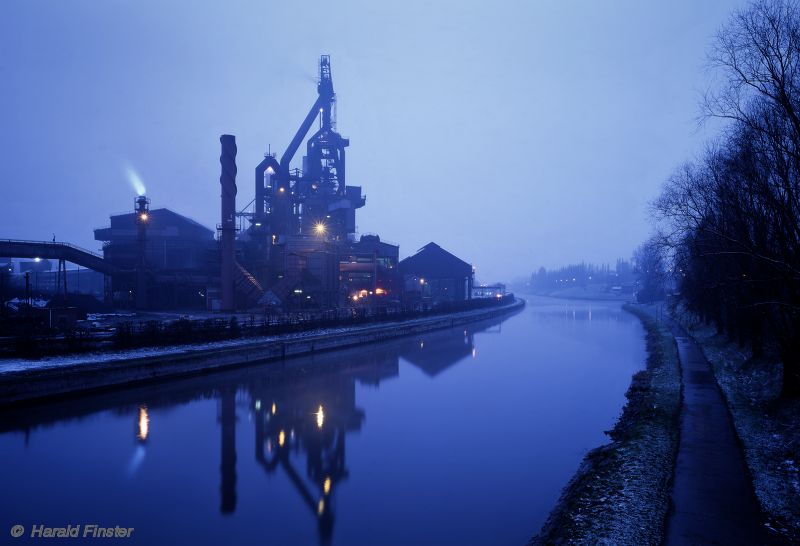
0,0,748,281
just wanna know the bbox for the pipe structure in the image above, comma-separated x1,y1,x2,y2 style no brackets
278,57,335,183
279,94,329,180
254,155,281,223
220,134,237,311
135,195,150,309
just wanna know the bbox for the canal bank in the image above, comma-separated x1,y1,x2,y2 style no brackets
0,298,524,406
530,303,682,545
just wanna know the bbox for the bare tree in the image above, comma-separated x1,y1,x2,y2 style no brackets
633,237,668,304
654,0,800,395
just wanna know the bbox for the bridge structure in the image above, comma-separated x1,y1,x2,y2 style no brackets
0,240,119,275
0,239,119,300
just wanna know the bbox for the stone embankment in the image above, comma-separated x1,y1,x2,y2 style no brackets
0,299,524,406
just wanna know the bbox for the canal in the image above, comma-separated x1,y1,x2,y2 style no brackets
0,297,645,545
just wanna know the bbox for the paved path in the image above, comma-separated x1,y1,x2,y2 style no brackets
664,325,772,545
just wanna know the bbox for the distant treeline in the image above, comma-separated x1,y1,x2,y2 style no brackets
649,0,800,395
530,260,636,292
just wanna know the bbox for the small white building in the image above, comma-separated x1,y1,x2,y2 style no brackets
471,283,506,299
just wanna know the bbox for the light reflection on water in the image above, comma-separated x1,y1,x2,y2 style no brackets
136,406,149,442
0,297,645,546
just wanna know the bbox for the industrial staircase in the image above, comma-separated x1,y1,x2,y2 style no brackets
234,261,264,307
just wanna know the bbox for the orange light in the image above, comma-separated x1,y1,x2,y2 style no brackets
139,213,148,222
137,406,149,441
375,288,385,295
323,477,332,495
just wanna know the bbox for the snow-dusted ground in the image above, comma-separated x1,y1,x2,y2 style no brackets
0,325,374,374
530,304,682,545
675,308,800,543
0,302,521,376
0,336,272,374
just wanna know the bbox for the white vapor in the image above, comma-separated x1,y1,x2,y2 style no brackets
125,164,147,196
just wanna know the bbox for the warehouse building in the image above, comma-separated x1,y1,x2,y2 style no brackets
398,243,474,305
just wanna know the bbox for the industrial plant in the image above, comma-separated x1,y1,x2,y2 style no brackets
1,56,488,320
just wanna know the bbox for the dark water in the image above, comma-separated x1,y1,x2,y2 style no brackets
0,297,645,546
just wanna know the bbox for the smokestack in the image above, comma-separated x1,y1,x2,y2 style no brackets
220,135,237,311
135,195,150,310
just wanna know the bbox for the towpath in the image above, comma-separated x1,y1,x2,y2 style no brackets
664,323,772,545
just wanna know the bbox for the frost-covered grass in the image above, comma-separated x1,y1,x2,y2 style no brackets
530,304,681,545
674,307,800,542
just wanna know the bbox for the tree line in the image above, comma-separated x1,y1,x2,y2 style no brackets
530,260,635,292
648,0,800,395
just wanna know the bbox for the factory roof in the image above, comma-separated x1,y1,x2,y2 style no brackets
398,242,472,278
94,208,214,242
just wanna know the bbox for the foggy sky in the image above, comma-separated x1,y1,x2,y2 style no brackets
0,0,749,282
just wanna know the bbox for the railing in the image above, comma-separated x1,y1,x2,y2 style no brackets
0,239,105,259
0,295,518,358
113,295,519,349
355,232,399,247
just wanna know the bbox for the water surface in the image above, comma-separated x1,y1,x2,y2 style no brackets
0,297,645,545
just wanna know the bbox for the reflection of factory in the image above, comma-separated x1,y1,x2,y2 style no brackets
86,56,475,311
0,315,513,546
252,366,372,544
401,326,478,377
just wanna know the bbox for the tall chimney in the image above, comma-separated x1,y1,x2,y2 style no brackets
220,135,237,311
135,195,150,310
